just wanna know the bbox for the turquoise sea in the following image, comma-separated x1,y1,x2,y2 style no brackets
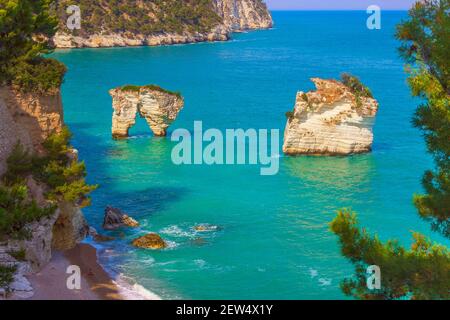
50,11,449,299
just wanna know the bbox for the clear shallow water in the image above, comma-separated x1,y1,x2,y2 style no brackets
51,11,449,299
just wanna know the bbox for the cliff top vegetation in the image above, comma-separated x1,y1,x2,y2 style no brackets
0,0,66,93
55,0,222,36
119,84,182,99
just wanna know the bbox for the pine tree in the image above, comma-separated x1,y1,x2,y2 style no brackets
0,0,65,92
330,0,450,300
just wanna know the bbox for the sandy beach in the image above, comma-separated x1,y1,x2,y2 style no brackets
27,243,123,300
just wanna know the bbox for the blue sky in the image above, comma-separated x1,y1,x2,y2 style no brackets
265,0,417,10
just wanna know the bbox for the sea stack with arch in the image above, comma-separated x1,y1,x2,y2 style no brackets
110,85,184,138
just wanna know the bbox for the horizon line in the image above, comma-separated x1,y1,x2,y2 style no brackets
268,9,409,11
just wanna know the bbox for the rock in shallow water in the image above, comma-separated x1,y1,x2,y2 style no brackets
103,206,139,230
88,227,115,243
193,224,221,232
131,233,167,250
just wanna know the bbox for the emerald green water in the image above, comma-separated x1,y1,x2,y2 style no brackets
50,11,448,299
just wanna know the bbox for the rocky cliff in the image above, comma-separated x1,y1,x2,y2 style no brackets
212,0,273,31
52,0,272,48
110,86,184,138
283,78,379,155
0,87,64,162
0,86,89,298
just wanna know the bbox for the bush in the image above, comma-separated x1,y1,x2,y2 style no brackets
121,84,182,99
8,249,26,262
1,128,97,239
2,144,34,186
285,111,294,119
38,128,98,203
341,73,373,108
30,128,98,204
341,73,373,98
9,58,67,94
0,184,56,240
0,0,64,94
0,265,16,289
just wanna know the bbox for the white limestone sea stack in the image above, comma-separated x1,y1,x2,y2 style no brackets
110,85,184,138
283,78,379,156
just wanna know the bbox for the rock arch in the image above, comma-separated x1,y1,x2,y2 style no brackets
110,85,184,138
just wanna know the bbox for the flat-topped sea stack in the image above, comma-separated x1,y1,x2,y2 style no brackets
110,85,184,138
283,76,379,156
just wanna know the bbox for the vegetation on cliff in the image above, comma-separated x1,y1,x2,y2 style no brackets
0,265,16,289
55,0,222,36
0,184,55,240
330,0,450,300
0,128,97,240
0,0,66,93
120,84,182,99
5,128,97,204
341,73,373,108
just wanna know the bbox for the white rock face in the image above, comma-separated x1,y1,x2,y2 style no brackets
52,27,230,49
110,87,184,138
283,78,379,155
0,250,34,299
0,86,63,175
4,210,58,273
213,0,273,31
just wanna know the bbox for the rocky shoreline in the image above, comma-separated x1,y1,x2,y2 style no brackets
52,0,273,49
52,27,230,49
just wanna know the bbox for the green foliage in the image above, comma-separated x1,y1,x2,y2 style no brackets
2,144,34,185
55,0,221,36
40,128,98,204
10,57,67,94
396,0,450,237
0,265,16,289
121,84,182,99
301,93,309,102
42,126,72,160
341,73,373,98
34,127,98,204
0,184,55,240
341,73,373,108
330,210,450,300
397,0,450,93
0,128,97,239
285,111,294,119
120,85,141,92
411,70,450,236
8,249,26,261
330,0,450,300
0,0,65,93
